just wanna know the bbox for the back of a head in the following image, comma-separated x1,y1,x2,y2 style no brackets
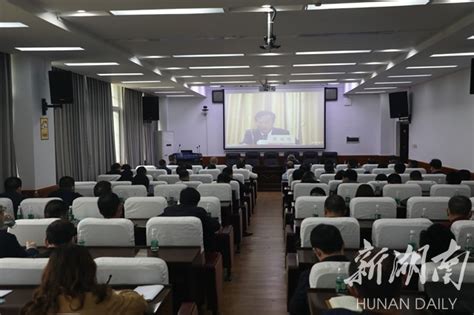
324,162,334,173
136,166,147,176
394,163,406,174
355,184,375,197
347,159,358,169
180,187,200,206
217,173,231,183
375,174,388,181
176,165,187,176
310,224,344,254
209,157,218,165
286,161,295,169
222,166,233,176
207,164,217,169
58,176,75,190
292,169,304,181
377,163,388,169
97,193,121,218
121,164,131,171
448,195,472,218
110,163,121,172
419,223,455,261
334,170,345,180
4,176,22,192
44,200,69,219
93,181,112,197
310,187,326,196
343,169,358,182
46,220,77,246
301,163,312,173
301,171,317,183
178,170,190,181
458,169,472,181
430,159,442,170
287,154,296,162
324,195,346,216
158,159,166,167
409,170,422,181
236,159,246,169
387,174,402,184
446,172,462,185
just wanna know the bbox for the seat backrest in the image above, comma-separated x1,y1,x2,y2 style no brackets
430,184,471,198
294,183,329,200
451,221,474,248
419,262,474,291
233,164,253,171
406,181,436,194
368,181,388,195
198,196,222,223
20,198,62,219
233,174,245,184
357,174,377,184
372,168,395,175
77,218,135,247
336,164,348,171
350,197,397,219
146,217,203,250
337,183,362,202
112,185,147,200
362,164,378,173
197,183,232,203
319,174,336,184
95,257,169,285
406,197,449,220
290,180,301,191
300,217,360,248
8,218,59,246
352,168,366,174
124,197,167,219
156,175,180,184
400,174,411,183
199,169,221,180
192,165,203,173
97,174,121,182
405,168,427,174
110,181,132,187
0,198,14,217
72,197,103,220
461,181,474,197
136,165,156,170
189,174,213,184
309,262,351,289
383,184,422,200
178,181,202,189
372,218,432,249
154,184,187,201
147,169,168,180
215,165,227,172
74,184,95,197
295,196,327,219
328,180,342,193
313,169,326,179
0,258,49,285
423,174,446,184
230,181,240,201
233,169,250,181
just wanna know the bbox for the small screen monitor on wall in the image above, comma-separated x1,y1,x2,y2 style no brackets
389,91,409,119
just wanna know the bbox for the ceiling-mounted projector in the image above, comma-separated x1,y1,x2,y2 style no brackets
260,6,280,51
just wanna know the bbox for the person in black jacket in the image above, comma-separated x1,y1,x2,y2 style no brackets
132,167,149,190
106,163,122,175
36,220,76,258
118,164,134,182
48,176,82,207
0,206,38,258
158,159,172,174
289,224,348,315
161,188,220,252
0,176,25,218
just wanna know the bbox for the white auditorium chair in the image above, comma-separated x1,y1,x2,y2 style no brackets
313,169,326,179
198,196,222,223
19,198,62,219
192,165,203,174
336,164,348,171
110,181,132,187
430,184,470,198
233,164,253,172
471,197,474,210
309,262,351,289
0,258,49,285
216,165,227,172
146,175,153,183
233,173,245,184
95,257,169,285
293,183,329,201
400,174,411,183
383,184,422,201
337,183,362,202
328,180,342,194
352,168,366,174
372,168,395,175
405,168,427,174
76,181,97,186
294,196,327,219
154,184,187,201
233,169,251,181
406,197,449,220
372,218,432,249
149,181,168,192
310,165,325,172
72,197,103,220
300,217,360,249
190,174,214,184
230,180,241,203
451,221,474,248
197,183,233,205
461,181,474,196
8,218,59,246
423,174,446,184
97,174,121,182
362,164,378,173
357,174,377,184
136,165,156,170
74,184,95,197
290,180,301,191
77,218,135,247
113,185,147,200
0,198,14,217
156,175,180,184
406,180,436,195
350,197,397,219
179,181,203,189
319,174,336,184
124,197,167,219
199,169,221,180
146,217,204,251
147,169,168,180
168,165,178,172
368,181,388,196
419,262,474,292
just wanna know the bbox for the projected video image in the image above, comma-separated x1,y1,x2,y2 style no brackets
224,91,326,149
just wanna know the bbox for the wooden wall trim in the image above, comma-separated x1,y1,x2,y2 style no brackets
22,185,58,198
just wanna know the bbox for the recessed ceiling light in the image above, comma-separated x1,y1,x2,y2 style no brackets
350,71,372,74
296,50,371,55
15,47,84,51
431,52,474,57
253,52,286,56
261,65,284,68
201,74,254,78
140,86,175,89
361,62,390,65
388,74,432,78
161,67,186,70
374,49,408,53
110,8,225,16
343,78,360,81
210,81,256,84
365,87,398,90
328,82,340,85
154,91,185,94
468,36,474,40
289,79,338,82
190,66,250,70
188,82,206,85
355,91,387,94
97,73,144,76
306,1,429,10
263,74,283,76
64,62,119,66
121,80,161,84
406,65,458,69
175,75,196,78
267,80,280,83
173,53,244,58
167,95,195,97
77,10,86,13
374,81,412,84
293,63,356,67
0,22,29,28
139,56,170,59
291,72,345,76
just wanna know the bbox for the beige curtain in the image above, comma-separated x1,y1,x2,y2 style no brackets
122,88,144,166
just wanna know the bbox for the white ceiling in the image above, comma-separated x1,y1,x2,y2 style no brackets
0,0,473,96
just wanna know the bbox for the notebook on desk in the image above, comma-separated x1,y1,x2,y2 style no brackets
326,296,362,313
134,285,164,301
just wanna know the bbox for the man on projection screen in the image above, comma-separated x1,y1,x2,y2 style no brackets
241,110,292,145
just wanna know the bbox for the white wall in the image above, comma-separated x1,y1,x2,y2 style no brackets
409,68,474,170
11,54,56,189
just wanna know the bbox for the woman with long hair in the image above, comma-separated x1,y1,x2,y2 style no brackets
21,245,147,315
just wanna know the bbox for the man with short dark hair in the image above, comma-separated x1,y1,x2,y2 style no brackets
446,172,462,185
158,159,172,174
444,196,472,227
241,110,291,145
97,193,123,218
37,220,76,258
93,181,112,197
0,177,25,218
430,159,443,174
107,163,122,175
44,200,69,220
387,173,402,184
342,169,358,183
48,176,82,207
217,173,232,184
324,195,347,217
409,170,423,181
161,188,220,252
178,169,190,182
289,224,348,315
458,169,472,181
394,163,406,174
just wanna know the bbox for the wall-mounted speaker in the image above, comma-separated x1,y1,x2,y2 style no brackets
212,90,224,104
143,96,159,121
325,87,338,101
48,71,73,104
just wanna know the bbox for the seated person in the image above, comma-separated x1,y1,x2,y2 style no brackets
97,193,124,218
37,220,76,258
347,159,358,170
217,173,232,184
290,224,348,315
301,171,318,183
161,188,220,252
387,173,402,184
292,168,305,181
394,162,406,174
409,170,422,181
0,176,25,218
430,158,444,174
93,181,112,197
444,196,472,227
21,245,147,315
420,223,456,261
324,161,335,174
158,159,172,174
118,164,133,181
375,174,387,181
458,169,471,181
355,184,375,198
286,160,295,170
44,199,69,220
377,163,388,169
310,187,326,197
236,159,258,179
48,176,82,207
241,110,290,145
178,169,190,182
446,172,462,185
342,169,358,183
0,206,38,258
287,154,300,165
106,162,122,175
207,157,218,169
324,195,346,217
131,166,149,190
168,154,177,165
334,170,345,181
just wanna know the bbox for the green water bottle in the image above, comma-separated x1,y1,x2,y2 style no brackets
17,206,23,219
374,204,381,220
150,228,159,252
335,266,347,295
408,230,417,250
77,231,85,246
68,206,75,222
